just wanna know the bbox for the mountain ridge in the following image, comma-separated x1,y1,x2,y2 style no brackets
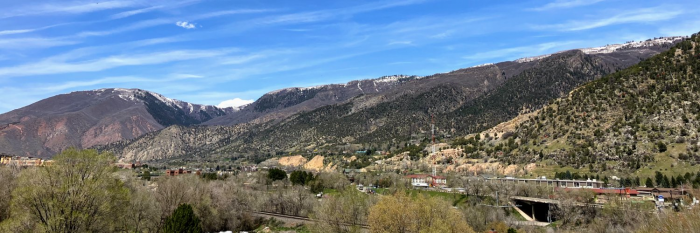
0,88,234,158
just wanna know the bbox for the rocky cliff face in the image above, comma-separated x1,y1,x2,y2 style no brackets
0,88,234,158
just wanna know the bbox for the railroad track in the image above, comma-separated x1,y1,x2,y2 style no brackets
250,211,370,229
252,211,312,221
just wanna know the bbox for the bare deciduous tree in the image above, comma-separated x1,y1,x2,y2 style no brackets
0,167,15,223
6,149,129,232
310,187,376,233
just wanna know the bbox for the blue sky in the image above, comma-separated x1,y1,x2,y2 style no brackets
0,0,698,112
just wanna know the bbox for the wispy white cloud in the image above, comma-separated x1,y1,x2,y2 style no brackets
176,21,196,29
339,15,490,49
37,76,148,92
36,73,205,93
77,18,173,37
76,9,271,38
43,36,189,62
170,73,204,80
110,5,164,19
345,0,428,14
658,18,700,37
217,98,254,108
198,9,277,19
430,30,454,39
217,54,271,65
0,29,34,36
0,23,76,36
462,41,581,62
0,37,78,49
250,0,427,26
0,49,234,78
529,0,605,11
1,1,142,18
534,7,684,31
108,0,204,19
388,41,413,46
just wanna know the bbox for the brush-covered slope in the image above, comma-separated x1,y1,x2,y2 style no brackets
478,33,700,172
221,45,675,154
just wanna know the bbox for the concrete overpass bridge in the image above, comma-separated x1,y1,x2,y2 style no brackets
510,196,601,224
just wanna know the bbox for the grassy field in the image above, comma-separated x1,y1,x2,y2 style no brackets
322,188,340,196
405,189,469,206
530,163,592,179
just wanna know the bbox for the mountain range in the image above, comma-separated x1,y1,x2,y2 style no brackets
0,36,688,161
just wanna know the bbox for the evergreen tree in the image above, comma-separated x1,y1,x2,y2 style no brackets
268,168,287,181
677,175,685,186
645,177,654,187
163,204,202,233
290,170,314,185
657,142,667,152
142,170,151,181
655,171,664,187
662,175,671,188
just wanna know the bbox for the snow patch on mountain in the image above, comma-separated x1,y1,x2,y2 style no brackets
514,54,553,63
268,75,421,95
92,88,231,113
218,98,254,110
512,36,687,63
580,36,687,54
470,63,494,68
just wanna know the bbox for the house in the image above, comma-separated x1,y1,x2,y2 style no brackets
591,188,640,200
240,165,258,172
115,162,142,169
405,174,447,188
635,187,688,200
1,156,51,167
343,168,365,182
165,168,194,176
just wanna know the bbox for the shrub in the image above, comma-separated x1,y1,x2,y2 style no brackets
163,204,203,233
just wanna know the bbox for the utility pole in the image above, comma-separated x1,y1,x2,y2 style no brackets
432,114,436,177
